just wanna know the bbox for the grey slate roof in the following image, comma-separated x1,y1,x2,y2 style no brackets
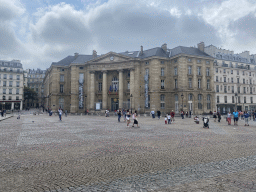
215,53,252,63
51,45,213,67
170,46,213,58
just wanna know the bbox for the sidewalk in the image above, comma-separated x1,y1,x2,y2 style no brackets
0,114,14,121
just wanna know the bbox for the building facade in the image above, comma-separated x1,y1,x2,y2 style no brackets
25,68,46,108
44,44,215,114
204,44,256,113
0,60,24,110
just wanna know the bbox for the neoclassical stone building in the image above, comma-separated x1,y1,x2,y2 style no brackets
43,43,215,114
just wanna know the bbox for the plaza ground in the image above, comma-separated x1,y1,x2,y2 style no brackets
0,112,256,191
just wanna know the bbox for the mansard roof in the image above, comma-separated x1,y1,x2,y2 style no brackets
215,52,254,64
170,46,213,58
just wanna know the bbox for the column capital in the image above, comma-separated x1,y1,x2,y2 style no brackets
129,68,135,71
117,69,123,72
101,70,108,74
90,70,95,74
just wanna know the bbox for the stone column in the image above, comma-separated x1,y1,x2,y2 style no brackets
70,66,77,113
102,71,108,110
118,70,123,109
20,101,23,110
11,102,14,110
90,71,95,110
130,68,135,110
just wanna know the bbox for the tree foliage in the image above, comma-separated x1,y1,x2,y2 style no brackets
24,86,38,102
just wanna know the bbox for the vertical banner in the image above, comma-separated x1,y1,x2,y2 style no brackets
144,73,149,108
79,73,84,109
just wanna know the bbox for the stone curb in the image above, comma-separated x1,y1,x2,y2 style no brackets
0,115,14,122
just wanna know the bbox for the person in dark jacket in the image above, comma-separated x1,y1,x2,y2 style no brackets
157,110,161,119
217,112,221,122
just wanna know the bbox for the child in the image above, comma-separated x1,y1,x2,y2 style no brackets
167,114,171,124
164,116,167,124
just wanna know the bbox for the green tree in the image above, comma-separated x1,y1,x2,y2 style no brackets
24,86,38,103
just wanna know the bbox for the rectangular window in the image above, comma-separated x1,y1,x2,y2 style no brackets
174,67,178,75
16,81,19,87
198,79,201,88
249,72,251,76
232,86,234,93
98,82,102,91
16,96,19,100
9,74,13,79
238,96,240,103
243,71,245,75
3,81,6,87
160,95,165,109
251,97,253,103
206,68,210,76
224,86,227,93
223,69,226,74
188,58,192,62
60,75,64,82
8,96,12,100
237,70,239,75
188,78,192,88
198,94,202,109
161,80,165,89
238,87,240,93
207,95,211,109
250,87,252,94
175,79,178,88
188,66,192,75
17,75,20,80
237,78,239,84
250,79,252,84
224,77,226,82
231,70,233,74
3,89,6,94
4,74,7,79
9,89,12,94
207,79,210,89
243,79,245,84
16,88,19,94
197,67,201,75
232,96,235,103
231,77,233,83
197,59,201,64
160,61,165,64
0,74,1,79
225,96,227,103
127,81,130,90
206,60,210,64
244,97,246,103
228,86,230,91
216,85,219,92
161,68,164,76
60,84,64,93
216,68,218,73
244,87,246,93
217,96,219,103
216,76,218,82
9,81,12,87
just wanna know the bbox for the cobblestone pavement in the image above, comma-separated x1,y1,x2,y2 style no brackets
0,114,256,191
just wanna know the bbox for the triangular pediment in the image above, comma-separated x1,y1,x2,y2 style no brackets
90,52,133,63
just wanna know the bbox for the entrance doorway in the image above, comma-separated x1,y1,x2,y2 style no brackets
111,98,119,111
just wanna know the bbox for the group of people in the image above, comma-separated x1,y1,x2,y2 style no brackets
116,109,139,127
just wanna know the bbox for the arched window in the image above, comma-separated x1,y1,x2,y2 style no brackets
112,76,119,91
207,95,211,109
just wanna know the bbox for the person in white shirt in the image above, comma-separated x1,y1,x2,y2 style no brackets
58,108,62,121
167,114,171,124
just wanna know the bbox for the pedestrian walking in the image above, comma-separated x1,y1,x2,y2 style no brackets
151,110,155,118
233,110,239,126
171,110,175,122
181,111,184,119
132,111,139,127
244,111,249,126
117,109,121,122
58,108,62,121
213,111,217,122
126,110,131,127
65,110,67,117
157,110,161,119
227,111,231,125
167,114,171,124
217,112,221,122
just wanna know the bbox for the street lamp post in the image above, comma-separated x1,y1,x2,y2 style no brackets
181,93,184,112
130,94,133,113
235,93,238,111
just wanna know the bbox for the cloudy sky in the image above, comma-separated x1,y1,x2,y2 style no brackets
1,0,256,70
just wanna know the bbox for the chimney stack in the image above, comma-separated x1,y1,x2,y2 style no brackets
93,50,97,59
74,53,79,58
161,43,167,52
197,42,205,52
140,45,143,55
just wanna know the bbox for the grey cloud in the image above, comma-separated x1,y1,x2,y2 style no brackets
0,0,24,21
